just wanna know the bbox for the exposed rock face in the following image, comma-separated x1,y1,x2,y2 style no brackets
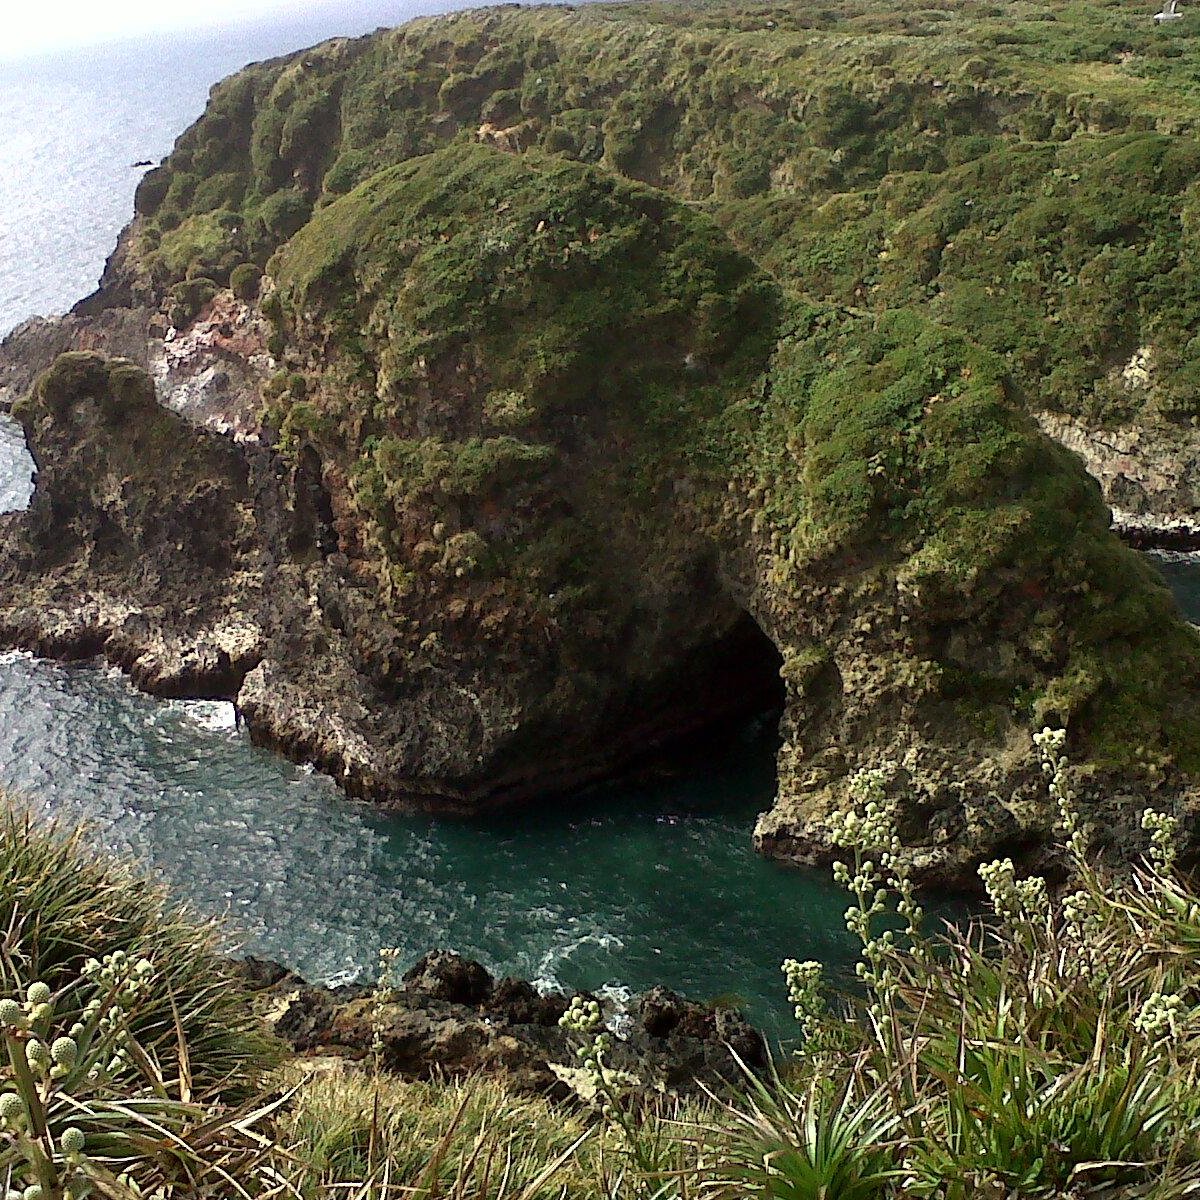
0,353,268,695
0,150,789,815
232,951,767,1097
1037,411,1200,551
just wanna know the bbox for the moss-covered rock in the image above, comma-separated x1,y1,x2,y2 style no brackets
715,309,1200,881
117,0,1200,432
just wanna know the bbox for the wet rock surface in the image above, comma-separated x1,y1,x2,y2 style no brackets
231,951,768,1098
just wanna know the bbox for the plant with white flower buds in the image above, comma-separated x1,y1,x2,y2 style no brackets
825,761,927,1013
1134,990,1186,1045
1034,726,1092,870
556,995,653,1183
1143,808,1179,877
782,958,828,1048
370,946,403,1072
0,955,167,1198
978,857,1050,936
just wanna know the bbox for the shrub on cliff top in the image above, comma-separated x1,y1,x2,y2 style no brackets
230,261,262,302
0,803,280,1094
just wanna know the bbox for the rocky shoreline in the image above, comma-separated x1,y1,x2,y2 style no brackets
230,950,769,1099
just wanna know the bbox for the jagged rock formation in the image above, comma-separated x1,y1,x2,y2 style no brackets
233,950,767,1097
3,0,1200,883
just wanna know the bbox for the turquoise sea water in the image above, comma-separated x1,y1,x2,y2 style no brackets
0,9,1198,1038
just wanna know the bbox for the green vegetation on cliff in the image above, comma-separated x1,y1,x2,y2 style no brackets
268,142,776,681
131,0,1200,429
33,0,1200,869
726,307,1200,775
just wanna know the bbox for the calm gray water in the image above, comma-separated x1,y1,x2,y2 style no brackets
0,2,468,333
0,8,1198,1036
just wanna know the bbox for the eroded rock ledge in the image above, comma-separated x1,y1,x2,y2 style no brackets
231,950,767,1098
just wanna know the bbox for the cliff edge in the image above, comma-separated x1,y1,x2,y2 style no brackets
3,0,1200,884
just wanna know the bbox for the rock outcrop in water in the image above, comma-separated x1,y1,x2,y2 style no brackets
233,951,767,1097
3,1,1200,884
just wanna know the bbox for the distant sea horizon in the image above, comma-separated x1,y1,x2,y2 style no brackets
0,0,571,337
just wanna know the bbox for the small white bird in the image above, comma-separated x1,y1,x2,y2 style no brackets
1155,0,1184,23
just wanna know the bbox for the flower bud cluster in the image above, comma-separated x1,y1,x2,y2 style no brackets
0,972,101,1199
371,947,403,1064
782,958,825,1046
978,857,1049,931
825,760,930,1008
828,788,901,860
75,954,152,1082
1134,990,1185,1044
560,996,604,1039
558,997,636,1121
1060,887,1105,979
0,981,57,1035
1035,727,1089,868
82,951,154,1007
0,1089,25,1128
1142,808,1179,876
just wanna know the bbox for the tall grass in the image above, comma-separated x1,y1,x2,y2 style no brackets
0,804,280,1094
281,1066,604,1199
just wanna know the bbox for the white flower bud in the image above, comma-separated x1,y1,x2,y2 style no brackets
60,1126,86,1156
51,1036,78,1067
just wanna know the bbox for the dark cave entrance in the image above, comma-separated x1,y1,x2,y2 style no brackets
608,609,786,794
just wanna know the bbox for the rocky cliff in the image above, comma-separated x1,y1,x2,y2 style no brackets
3,0,1200,884
234,950,767,1097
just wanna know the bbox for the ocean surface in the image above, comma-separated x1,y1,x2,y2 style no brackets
0,6,1198,1037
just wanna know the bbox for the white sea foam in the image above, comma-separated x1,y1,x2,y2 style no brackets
597,983,636,1035
533,930,626,994
178,699,239,734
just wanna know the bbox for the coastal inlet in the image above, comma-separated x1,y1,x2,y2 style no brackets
0,416,855,1038
0,414,1197,1034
